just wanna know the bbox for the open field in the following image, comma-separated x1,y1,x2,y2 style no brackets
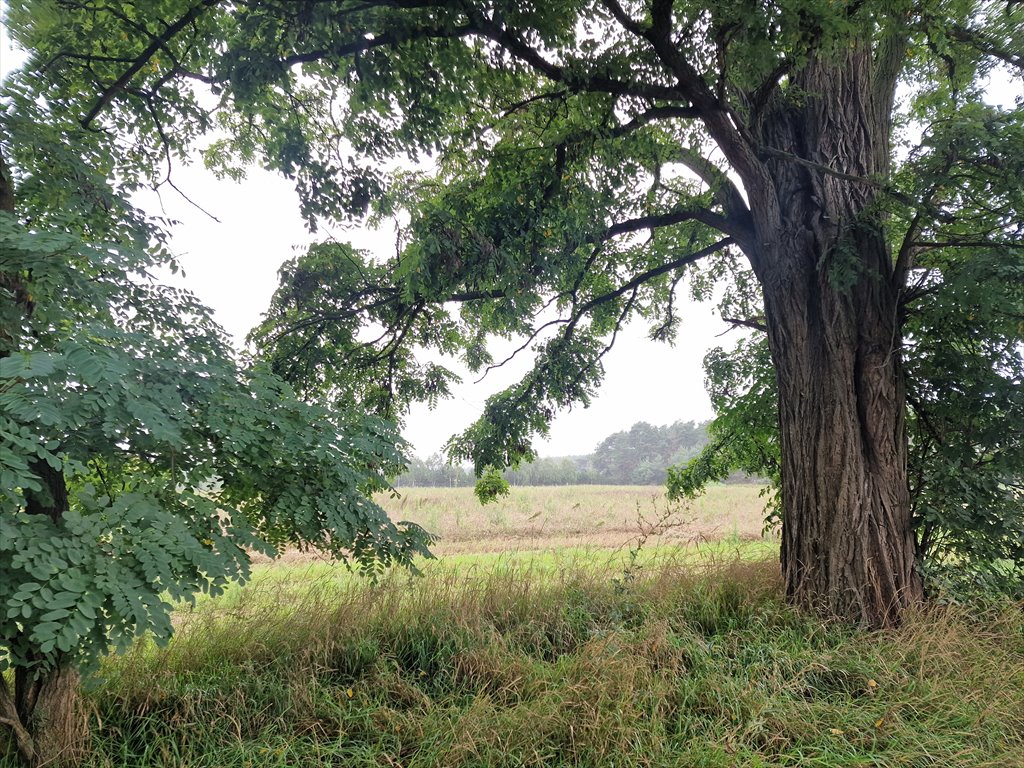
252,484,774,566
378,485,771,555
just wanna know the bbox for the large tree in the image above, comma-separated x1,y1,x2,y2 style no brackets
5,0,1022,646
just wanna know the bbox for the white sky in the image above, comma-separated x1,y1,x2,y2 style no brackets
133,162,723,459
0,16,727,460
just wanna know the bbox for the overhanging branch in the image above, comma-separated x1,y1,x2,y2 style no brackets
472,237,734,380
597,207,739,242
575,237,734,319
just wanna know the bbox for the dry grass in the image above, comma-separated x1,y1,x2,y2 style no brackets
251,484,773,566
379,484,771,555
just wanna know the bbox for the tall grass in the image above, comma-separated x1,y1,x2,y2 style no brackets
8,555,1021,767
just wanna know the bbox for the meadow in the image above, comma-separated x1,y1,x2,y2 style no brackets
3,486,1023,767
393,484,764,555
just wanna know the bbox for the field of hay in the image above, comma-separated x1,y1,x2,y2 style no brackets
253,484,774,566
380,484,772,555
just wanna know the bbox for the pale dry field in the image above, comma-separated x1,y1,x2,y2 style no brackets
377,484,773,555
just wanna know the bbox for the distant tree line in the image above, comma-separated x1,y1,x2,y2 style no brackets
395,420,755,487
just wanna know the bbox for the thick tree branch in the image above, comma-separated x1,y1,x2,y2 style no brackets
748,59,792,119
893,208,926,290
81,0,221,128
721,315,767,333
468,11,685,102
0,679,36,768
610,105,703,136
946,22,1024,71
0,150,14,214
597,207,738,242
599,0,646,38
575,237,734,319
641,0,773,210
667,146,753,241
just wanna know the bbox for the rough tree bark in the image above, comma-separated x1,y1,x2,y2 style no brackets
0,149,86,768
747,46,924,628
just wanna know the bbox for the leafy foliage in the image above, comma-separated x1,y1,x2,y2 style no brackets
0,208,433,674
249,242,462,420
472,466,511,505
667,338,780,516
2,0,1020,646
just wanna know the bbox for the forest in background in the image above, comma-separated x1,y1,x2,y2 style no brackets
396,420,726,487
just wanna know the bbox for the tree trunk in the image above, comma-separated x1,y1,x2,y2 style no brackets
760,230,923,628
748,46,924,628
2,667,86,768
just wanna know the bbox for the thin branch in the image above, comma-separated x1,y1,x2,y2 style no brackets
474,316,569,383
596,206,737,242
475,238,732,381
575,238,734,319
41,51,138,71
610,105,702,137
447,288,508,302
599,0,646,38
571,285,638,386
499,90,568,119
914,240,1024,250
166,178,223,222
758,145,888,187
893,209,926,290
946,22,1024,71
720,315,767,333
282,23,475,67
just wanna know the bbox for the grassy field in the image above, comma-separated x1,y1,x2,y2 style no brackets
249,484,772,565
384,484,770,553
3,486,1023,767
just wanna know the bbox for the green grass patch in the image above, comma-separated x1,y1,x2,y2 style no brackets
4,552,1021,767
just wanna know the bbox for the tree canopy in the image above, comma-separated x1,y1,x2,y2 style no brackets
1,11,1022,764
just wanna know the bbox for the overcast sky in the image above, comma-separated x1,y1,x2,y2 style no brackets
133,162,726,459
6,17,1018,459
8,16,1018,459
